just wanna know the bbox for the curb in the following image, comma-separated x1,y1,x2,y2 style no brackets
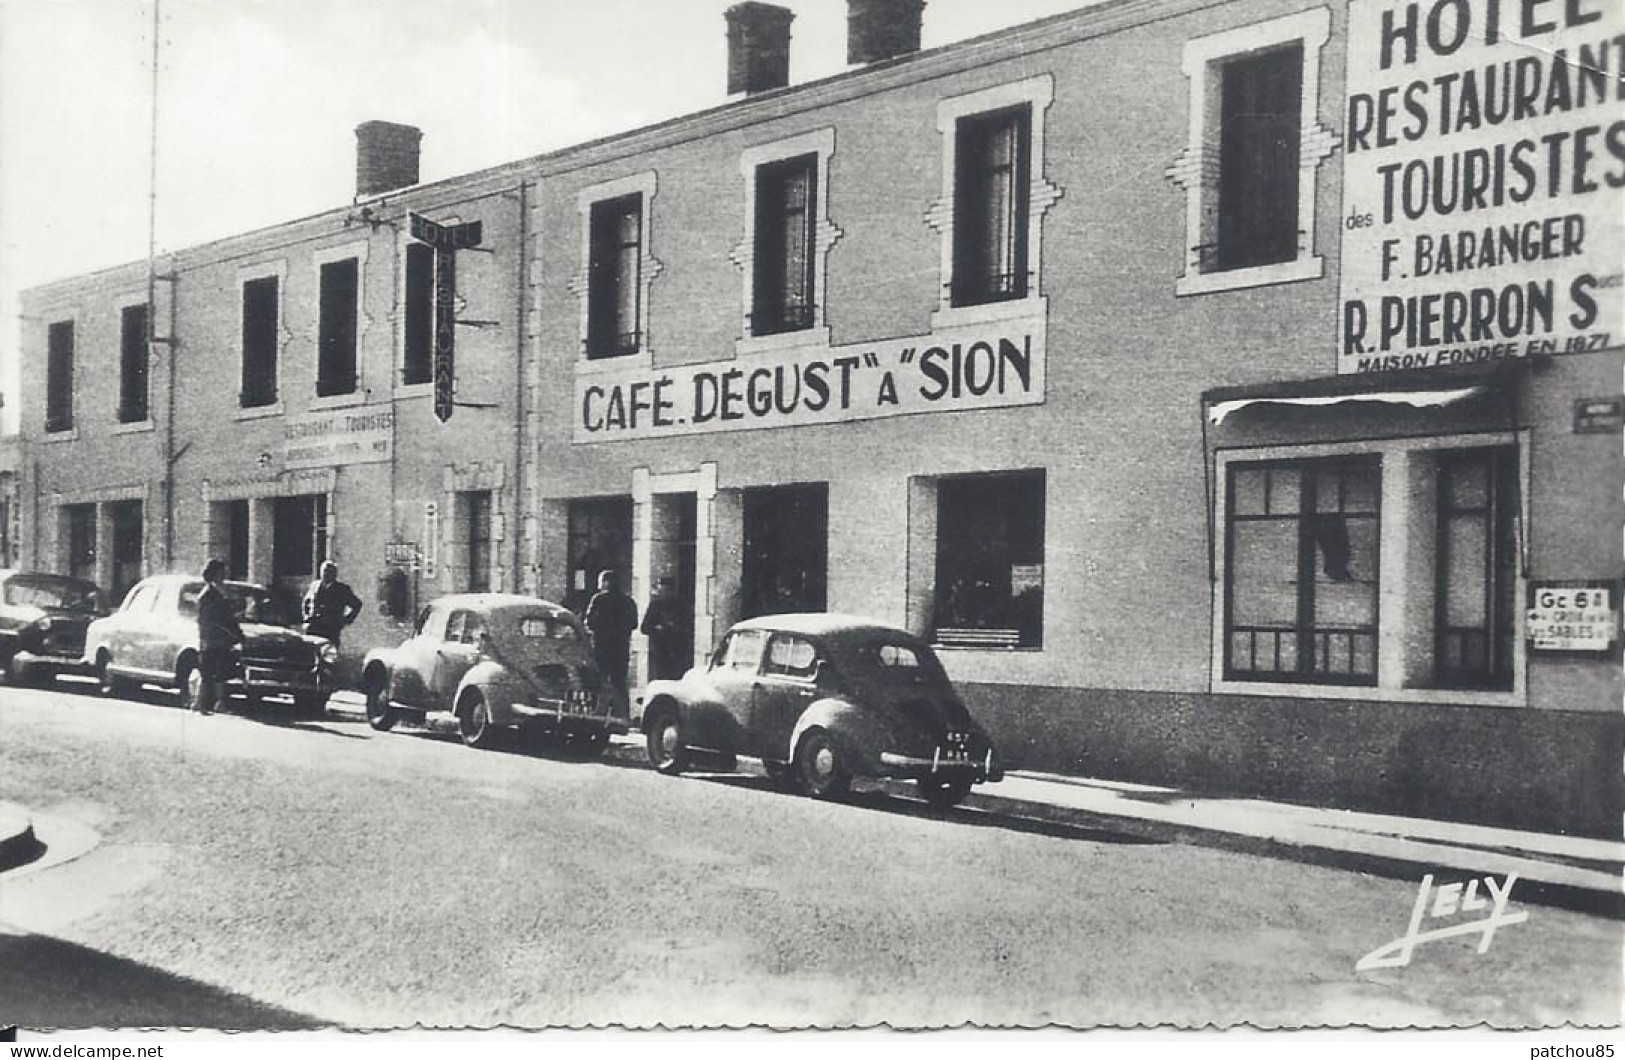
0,802,44,874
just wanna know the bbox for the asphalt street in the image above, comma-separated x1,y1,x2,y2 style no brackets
1,680,1619,1030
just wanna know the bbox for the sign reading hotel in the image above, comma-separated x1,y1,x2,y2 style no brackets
1338,0,1625,374
573,316,1045,442
284,409,394,470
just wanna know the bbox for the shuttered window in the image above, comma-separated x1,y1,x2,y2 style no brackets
317,258,359,396
118,304,150,423
952,106,1030,306
241,276,279,408
46,321,74,433
1216,46,1302,271
403,243,435,385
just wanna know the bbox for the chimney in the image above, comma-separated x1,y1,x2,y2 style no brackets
847,0,925,65
354,120,422,198
725,2,794,96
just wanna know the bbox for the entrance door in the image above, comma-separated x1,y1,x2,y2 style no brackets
741,484,828,619
108,500,144,605
272,494,326,613
647,493,697,680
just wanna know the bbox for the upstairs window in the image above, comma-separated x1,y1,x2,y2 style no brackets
118,304,149,423
46,321,74,433
402,242,434,386
241,276,280,408
952,106,1031,306
587,194,644,358
1225,458,1380,685
317,257,359,397
1216,46,1302,271
751,153,817,336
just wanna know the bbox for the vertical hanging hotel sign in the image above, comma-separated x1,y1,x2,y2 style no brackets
408,213,484,422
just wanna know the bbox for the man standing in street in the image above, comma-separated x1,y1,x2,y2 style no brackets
302,560,363,647
584,569,638,717
640,576,690,681
195,558,243,715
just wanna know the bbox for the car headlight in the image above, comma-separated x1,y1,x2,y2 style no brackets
318,642,339,666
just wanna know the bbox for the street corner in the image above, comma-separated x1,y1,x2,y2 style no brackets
0,802,101,885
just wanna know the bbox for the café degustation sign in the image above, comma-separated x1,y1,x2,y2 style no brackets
571,314,1047,443
1338,0,1625,374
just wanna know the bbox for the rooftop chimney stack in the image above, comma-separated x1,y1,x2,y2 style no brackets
847,0,925,65
354,120,423,199
725,2,795,96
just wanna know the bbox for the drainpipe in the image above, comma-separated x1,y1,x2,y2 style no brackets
511,180,529,592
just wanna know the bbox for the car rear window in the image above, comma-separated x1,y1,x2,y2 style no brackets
3,577,98,612
848,640,943,683
519,615,578,640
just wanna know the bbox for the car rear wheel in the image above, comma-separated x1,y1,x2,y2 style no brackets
795,729,850,799
918,775,974,809
363,671,399,732
96,653,134,699
645,707,689,775
457,692,496,749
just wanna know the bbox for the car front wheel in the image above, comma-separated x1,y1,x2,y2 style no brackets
918,775,974,809
176,658,203,711
645,707,689,775
795,728,850,799
364,672,399,732
96,653,134,699
457,692,496,749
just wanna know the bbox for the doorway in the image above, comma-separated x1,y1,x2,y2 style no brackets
646,493,697,679
741,483,827,619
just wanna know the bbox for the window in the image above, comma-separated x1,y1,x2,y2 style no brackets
118,304,149,423
122,582,158,614
272,494,327,581
566,497,632,615
64,504,96,583
1216,47,1302,271
402,242,434,385
933,471,1045,649
952,107,1030,306
462,490,493,593
1225,458,1380,685
1435,448,1517,690
1170,10,1331,295
317,257,359,396
46,321,74,433
241,276,280,407
587,194,643,357
718,629,768,672
765,634,818,679
752,154,817,335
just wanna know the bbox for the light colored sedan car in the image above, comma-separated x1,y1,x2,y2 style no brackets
639,613,1003,806
84,573,337,713
359,593,619,752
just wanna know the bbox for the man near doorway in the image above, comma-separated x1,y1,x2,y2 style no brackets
302,560,363,647
584,569,638,717
640,576,689,681
195,558,243,715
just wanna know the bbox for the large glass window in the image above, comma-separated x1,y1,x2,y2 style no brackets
46,321,74,433
1225,458,1379,684
241,276,280,407
933,471,1045,649
118,304,150,423
1216,46,1302,271
1435,447,1518,690
317,258,359,397
272,493,327,604
952,106,1030,306
751,154,817,336
587,194,643,358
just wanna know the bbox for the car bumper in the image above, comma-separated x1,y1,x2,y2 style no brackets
235,665,333,695
508,700,628,735
879,749,1003,784
11,650,93,676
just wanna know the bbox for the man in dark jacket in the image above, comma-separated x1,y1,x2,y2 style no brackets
640,576,690,681
583,569,638,715
302,561,363,647
195,558,243,715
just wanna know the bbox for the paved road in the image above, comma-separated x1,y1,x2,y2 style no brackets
1,680,1618,1030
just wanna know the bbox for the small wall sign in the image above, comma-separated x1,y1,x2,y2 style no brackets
1527,581,1618,653
1573,397,1625,435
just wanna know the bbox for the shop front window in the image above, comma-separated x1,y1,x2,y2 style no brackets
1225,458,1379,684
566,497,632,615
933,471,1045,649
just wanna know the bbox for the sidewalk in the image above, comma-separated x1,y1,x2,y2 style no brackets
325,695,1622,915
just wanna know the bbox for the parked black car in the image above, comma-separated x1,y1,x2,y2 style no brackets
638,613,1003,806
0,569,104,686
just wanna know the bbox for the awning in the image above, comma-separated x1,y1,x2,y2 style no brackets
1201,357,1536,427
